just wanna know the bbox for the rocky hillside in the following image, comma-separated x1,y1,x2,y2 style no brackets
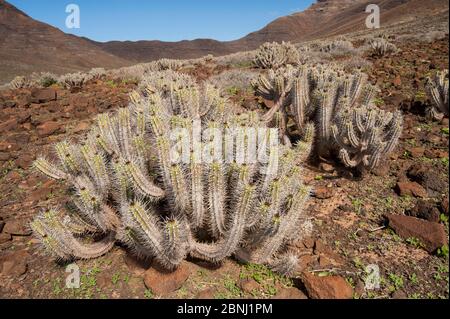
96,0,449,61
0,11,449,299
236,0,449,45
1,0,448,84
0,0,129,83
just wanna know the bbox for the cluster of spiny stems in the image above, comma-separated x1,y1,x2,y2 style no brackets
252,63,403,172
425,69,449,121
368,37,397,57
32,71,313,276
253,41,300,69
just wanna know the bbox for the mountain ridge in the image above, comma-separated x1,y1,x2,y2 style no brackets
0,0,448,83
0,0,130,82
76,0,450,62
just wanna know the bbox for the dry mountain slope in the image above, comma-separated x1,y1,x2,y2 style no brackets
0,0,448,83
97,0,449,62
0,0,129,83
236,0,449,45
86,38,236,64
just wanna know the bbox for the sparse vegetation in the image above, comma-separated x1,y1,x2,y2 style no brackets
9,75,33,89
251,63,402,172
425,69,449,120
31,71,313,276
58,72,91,89
1,1,448,301
253,41,300,69
368,37,398,57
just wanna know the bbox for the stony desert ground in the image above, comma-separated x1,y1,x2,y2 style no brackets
0,12,449,299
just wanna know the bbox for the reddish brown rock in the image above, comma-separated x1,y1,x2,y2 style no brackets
0,152,11,161
196,288,216,299
3,220,32,236
29,180,55,202
313,187,333,199
272,287,308,299
0,141,19,152
393,75,402,87
392,290,408,299
144,261,192,296
238,278,260,294
73,121,91,133
395,181,427,198
0,250,30,277
319,162,335,173
424,149,445,159
123,254,152,276
441,196,449,215
95,271,112,289
0,233,11,244
31,88,57,103
409,147,425,158
406,200,440,223
314,239,333,255
45,101,60,113
17,112,31,124
6,171,21,182
7,132,30,145
318,255,334,267
301,273,353,299
15,153,35,169
385,213,447,253
16,95,31,108
302,237,315,249
262,99,275,109
3,100,17,108
407,164,446,196
0,118,18,133
297,254,317,271
37,121,64,137
428,134,442,145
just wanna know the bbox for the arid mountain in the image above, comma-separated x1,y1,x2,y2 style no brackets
0,0,448,83
86,38,236,64
235,0,448,46
96,0,449,62
0,0,129,82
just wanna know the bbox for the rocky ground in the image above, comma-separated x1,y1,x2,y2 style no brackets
0,32,448,299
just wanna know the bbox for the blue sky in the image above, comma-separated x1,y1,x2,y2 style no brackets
8,0,314,42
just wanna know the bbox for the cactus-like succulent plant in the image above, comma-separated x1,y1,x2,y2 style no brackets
369,38,397,57
139,69,196,93
156,58,183,71
203,54,214,63
32,71,313,276
33,72,58,88
251,65,298,143
252,63,402,171
425,69,449,120
254,42,300,69
331,105,403,172
88,68,107,80
320,40,354,55
9,76,33,89
209,69,258,96
59,72,92,90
